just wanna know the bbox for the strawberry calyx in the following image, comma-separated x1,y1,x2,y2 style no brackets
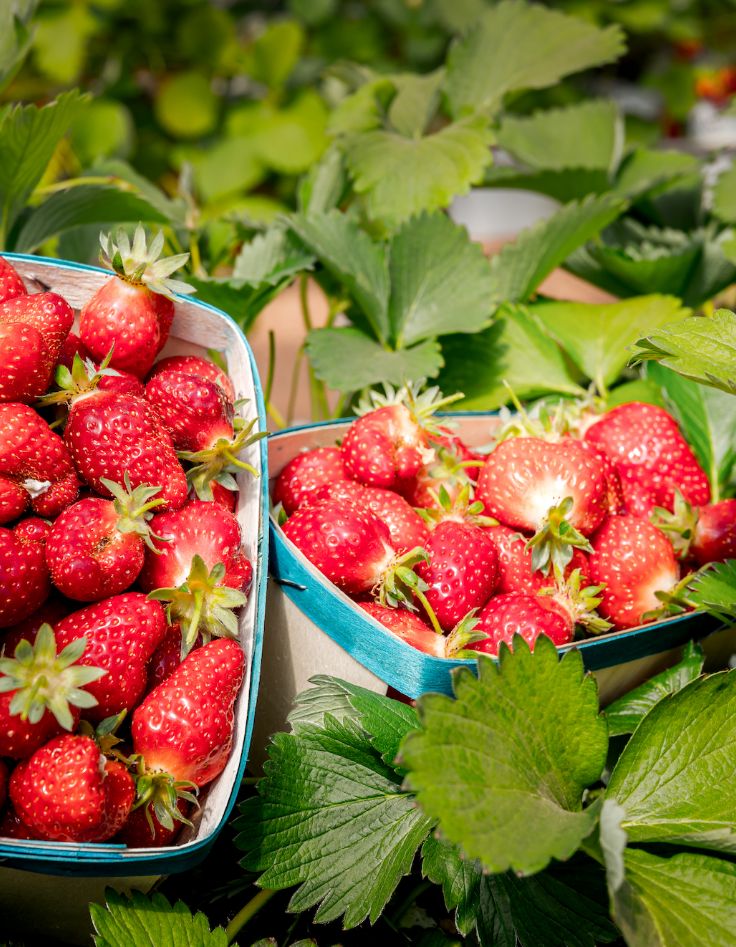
356,381,464,436
374,547,444,635
526,497,594,577
99,224,194,299
0,624,106,731
493,385,602,445
538,568,612,635
644,570,700,622
128,753,198,837
37,349,118,408
99,472,169,553
417,483,498,527
179,413,266,501
650,490,698,559
445,610,488,658
78,710,127,757
148,555,246,657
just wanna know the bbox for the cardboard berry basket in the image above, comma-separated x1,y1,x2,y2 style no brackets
0,254,268,878
255,413,723,750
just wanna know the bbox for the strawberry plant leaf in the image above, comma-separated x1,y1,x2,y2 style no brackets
646,363,736,500
483,165,610,203
613,148,700,200
438,307,584,411
530,295,687,396
631,309,736,395
341,115,492,231
606,670,736,853
287,675,366,730
237,716,434,927
187,277,284,332
604,641,705,737
388,69,445,138
712,160,736,224
90,889,228,947
297,146,347,215
612,848,736,947
400,638,608,875
0,0,36,94
444,1,625,117
488,193,626,303
388,212,493,346
686,560,736,621
306,327,443,391
232,226,315,286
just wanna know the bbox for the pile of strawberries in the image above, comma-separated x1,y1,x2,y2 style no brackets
274,384,735,661
0,230,257,848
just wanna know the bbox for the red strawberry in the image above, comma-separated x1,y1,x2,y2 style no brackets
621,479,657,518
273,446,350,515
415,521,498,631
9,734,133,842
148,354,235,404
0,404,79,522
341,404,433,491
80,226,192,378
652,495,736,565
117,798,190,848
359,602,483,657
584,402,710,511
56,331,91,370
588,514,680,629
46,477,166,601
202,480,238,512
0,292,73,401
0,518,51,628
2,595,72,655
139,502,250,654
145,622,201,692
406,431,485,509
486,524,589,595
0,758,7,810
0,477,27,524
0,806,39,840
145,370,234,452
0,257,26,305
467,592,573,657
431,426,485,480
55,594,167,721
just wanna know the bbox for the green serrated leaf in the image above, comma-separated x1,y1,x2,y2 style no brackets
388,69,445,138
607,670,736,852
401,638,608,875
306,326,443,392
90,889,228,947
187,276,283,332
614,148,701,200
236,716,434,928
687,560,736,621
421,836,482,937
604,641,705,737
287,675,364,731
444,1,625,116
297,146,347,216
232,226,315,287
342,115,492,231
613,848,736,947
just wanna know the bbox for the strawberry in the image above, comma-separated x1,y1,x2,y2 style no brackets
140,502,250,654
56,331,91,371
273,446,351,515
583,402,710,511
145,622,201,692
80,226,193,378
0,256,26,305
415,521,498,631
46,476,167,601
9,734,133,842
0,291,73,401
202,480,238,512
652,494,736,565
486,524,589,595
0,518,51,628
55,594,167,721
406,433,485,509
431,426,485,480
148,354,235,404
359,602,483,657
2,595,72,655
588,514,680,629
0,758,7,810
0,477,27,524
117,798,190,848
145,369,234,452
0,806,39,840
621,479,657,518
0,403,80,523
467,592,573,657
0,624,105,758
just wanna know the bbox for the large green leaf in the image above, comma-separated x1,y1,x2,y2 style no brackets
90,889,228,947
232,226,315,286
496,100,622,173
614,148,701,200
91,159,187,226
388,69,445,138
0,0,36,94
306,326,443,391
712,160,736,224
687,560,736,622
606,670,736,852
342,115,492,231
487,193,626,303
0,90,87,241
287,675,365,730
444,1,624,116
632,309,736,395
237,716,433,927
530,295,687,395
483,165,609,203
388,212,493,346
438,307,584,411
613,849,736,947
187,276,283,332
400,638,608,875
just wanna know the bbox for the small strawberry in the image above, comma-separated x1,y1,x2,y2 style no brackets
46,475,167,601
0,291,73,401
0,518,51,628
140,502,251,654
80,226,193,378
652,494,736,565
359,602,484,657
0,256,27,305
0,403,79,523
588,514,680,629
273,446,351,515
117,798,190,848
467,592,573,657
148,354,235,404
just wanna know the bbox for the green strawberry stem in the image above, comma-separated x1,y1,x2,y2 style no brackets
645,570,703,621
526,497,593,577
180,415,266,501
539,568,612,635
129,753,198,835
447,610,488,658
650,490,698,559
376,547,444,636
99,473,170,552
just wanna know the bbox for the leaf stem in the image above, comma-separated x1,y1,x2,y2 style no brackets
225,887,276,943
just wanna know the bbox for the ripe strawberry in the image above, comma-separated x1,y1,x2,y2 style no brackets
56,331,91,370
621,479,657,518
46,476,166,601
0,518,51,628
0,477,27,524
148,354,235,403
415,521,498,631
359,602,483,657
467,592,573,657
80,226,193,378
117,798,190,848
55,594,167,721
583,402,710,511
2,595,72,655
273,446,350,515
588,514,680,629
0,291,73,401
0,404,79,523
140,502,250,654
652,494,736,565
0,256,26,305
0,624,105,758
431,426,485,480
201,480,237,512
10,734,133,842
145,622,202,692
145,369,234,452
0,806,39,840
486,524,589,595
0,758,7,810
406,432,485,509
